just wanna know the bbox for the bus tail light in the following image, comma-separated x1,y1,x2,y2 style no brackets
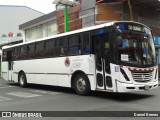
120,68,130,81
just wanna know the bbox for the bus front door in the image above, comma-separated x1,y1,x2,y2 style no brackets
92,34,113,91
7,51,13,81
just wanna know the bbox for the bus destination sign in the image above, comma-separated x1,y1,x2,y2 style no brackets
116,23,145,32
128,25,143,32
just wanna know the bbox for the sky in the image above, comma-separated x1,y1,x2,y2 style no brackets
0,0,56,14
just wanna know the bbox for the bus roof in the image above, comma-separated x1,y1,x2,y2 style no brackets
2,21,150,50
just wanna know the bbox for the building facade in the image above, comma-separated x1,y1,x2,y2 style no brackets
0,5,44,46
20,0,160,41
19,0,160,76
19,12,57,41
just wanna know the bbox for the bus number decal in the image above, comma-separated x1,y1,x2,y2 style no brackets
115,66,120,72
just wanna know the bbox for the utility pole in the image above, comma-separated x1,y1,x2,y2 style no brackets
64,7,69,32
127,0,133,21
53,0,80,33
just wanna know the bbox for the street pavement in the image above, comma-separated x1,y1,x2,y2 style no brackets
0,78,160,120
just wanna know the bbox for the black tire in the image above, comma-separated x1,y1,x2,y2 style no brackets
74,73,90,95
18,72,27,87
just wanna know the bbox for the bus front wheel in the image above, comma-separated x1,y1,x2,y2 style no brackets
18,72,27,87
74,73,90,95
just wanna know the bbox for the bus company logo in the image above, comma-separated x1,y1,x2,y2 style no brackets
64,57,70,67
141,74,145,80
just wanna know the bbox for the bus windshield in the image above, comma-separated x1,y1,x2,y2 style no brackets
115,23,156,67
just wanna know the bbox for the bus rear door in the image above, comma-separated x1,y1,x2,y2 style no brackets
7,50,13,81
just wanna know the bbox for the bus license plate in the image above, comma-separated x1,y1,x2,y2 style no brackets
145,85,150,90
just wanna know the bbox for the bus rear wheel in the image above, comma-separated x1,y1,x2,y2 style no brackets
74,73,90,95
18,72,27,87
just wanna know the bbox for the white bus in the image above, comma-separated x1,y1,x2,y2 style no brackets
1,21,159,95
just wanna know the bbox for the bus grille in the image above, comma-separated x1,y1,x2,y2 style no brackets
131,71,153,83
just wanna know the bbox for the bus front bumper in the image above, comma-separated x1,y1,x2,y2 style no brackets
116,80,159,92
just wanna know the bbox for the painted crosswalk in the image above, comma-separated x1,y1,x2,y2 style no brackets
0,90,62,103
0,85,16,89
6,92,42,98
0,82,63,102
0,96,12,102
29,90,62,95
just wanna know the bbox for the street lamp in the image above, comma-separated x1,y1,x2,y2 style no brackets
53,0,80,32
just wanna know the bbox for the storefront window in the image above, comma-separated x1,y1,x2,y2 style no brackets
26,25,42,41
25,21,57,41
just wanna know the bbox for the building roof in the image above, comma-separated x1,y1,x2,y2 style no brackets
0,5,44,36
0,5,44,14
19,11,56,30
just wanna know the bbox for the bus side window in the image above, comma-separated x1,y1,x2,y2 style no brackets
83,33,90,54
56,38,68,57
62,38,68,56
45,39,55,57
36,42,44,51
19,46,26,60
68,35,81,55
56,39,62,56
14,47,19,60
27,44,35,59
36,42,45,58
20,46,25,53
2,51,7,61
27,44,35,52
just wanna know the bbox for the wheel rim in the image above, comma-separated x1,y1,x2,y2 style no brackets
76,78,86,92
20,75,25,86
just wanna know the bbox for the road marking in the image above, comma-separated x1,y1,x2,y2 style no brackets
6,92,42,98
0,96,12,102
0,85,16,89
30,90,62,95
